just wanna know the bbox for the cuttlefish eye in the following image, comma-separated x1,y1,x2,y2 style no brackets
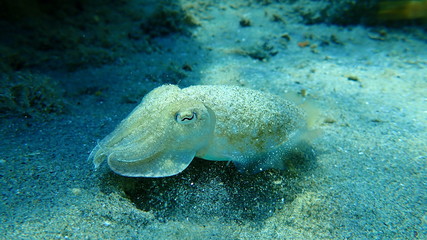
175,110,197,124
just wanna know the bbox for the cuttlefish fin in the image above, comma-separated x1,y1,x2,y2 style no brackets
107,150,196,177
232,128,320,174
231,154,281,174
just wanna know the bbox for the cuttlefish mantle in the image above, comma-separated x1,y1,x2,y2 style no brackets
88,84,309,177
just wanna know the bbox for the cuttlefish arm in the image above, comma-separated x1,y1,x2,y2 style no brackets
88,85,216,177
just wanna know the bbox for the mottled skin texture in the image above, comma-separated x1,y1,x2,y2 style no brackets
88,85,306,177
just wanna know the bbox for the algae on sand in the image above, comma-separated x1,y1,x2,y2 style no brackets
0,72,66,118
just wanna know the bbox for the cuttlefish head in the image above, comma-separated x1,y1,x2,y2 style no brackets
88,85,216,177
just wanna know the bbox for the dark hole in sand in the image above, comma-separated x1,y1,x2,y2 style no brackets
101,143,317,225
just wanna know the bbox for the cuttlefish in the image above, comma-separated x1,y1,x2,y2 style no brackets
88,85,309,177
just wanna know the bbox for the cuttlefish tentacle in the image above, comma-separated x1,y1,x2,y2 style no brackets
88,84,308,177
91,117,168,167
108,149,196,177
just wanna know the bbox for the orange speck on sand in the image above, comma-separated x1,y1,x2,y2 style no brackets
298,41,310,48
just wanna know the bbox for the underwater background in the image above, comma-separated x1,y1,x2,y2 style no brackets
0,0,426,239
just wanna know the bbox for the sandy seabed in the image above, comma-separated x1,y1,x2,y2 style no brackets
0,1,426,239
